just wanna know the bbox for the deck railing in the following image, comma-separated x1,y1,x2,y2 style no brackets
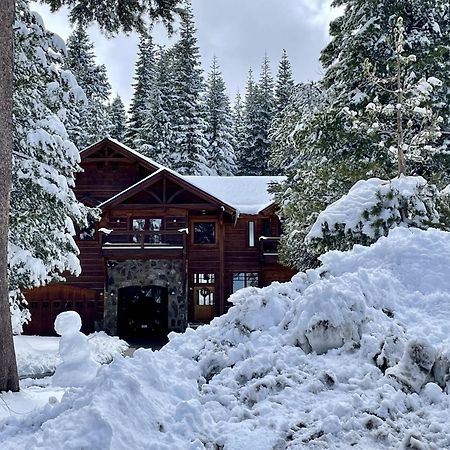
259,236,280,259
101,230,186,249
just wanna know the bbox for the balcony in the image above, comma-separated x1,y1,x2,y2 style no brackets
259,236,280,264
101,230,186,258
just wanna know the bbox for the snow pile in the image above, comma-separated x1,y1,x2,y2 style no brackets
306,176,440,253
52,312,100,387
3,228,450,448
14,332,128,378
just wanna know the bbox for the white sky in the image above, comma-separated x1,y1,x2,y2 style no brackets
30,1,342,109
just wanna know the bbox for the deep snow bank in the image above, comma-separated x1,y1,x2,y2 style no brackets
2,228,450,449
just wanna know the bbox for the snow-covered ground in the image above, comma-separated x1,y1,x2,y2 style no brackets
2,227,450,449
14,331,128,377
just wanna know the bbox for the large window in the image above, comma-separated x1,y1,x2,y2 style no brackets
232,273,259,293
193,222,216,244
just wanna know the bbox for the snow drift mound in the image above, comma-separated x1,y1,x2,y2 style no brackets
2,228,450,449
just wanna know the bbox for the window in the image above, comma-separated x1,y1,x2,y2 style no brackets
232,273,259,293
248,221,255,247
194,273,215,284
195,287,215,306
132,218,145,243
132,218,163,243
262,219,271,237
193,222,216,244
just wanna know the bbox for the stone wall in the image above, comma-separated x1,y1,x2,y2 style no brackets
104,259,186,335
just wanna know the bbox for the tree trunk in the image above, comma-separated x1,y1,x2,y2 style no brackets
0,0,19,393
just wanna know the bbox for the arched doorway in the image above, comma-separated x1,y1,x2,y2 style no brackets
117,285,168,338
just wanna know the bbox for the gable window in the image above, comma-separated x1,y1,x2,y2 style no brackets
248,221,255,247
232,272,259,293
193,222,216,244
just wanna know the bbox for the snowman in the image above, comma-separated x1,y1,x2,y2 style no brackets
52,311,100,387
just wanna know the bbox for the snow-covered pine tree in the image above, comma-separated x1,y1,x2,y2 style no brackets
140,46,176,164
271,0,450,269
108,95,127,142
64,23,112,148
304,16,448,256
124,27,156,149
10,0,90,333
170,2,210,175
274,49,295,115
238,55,276,175
236,69,258,175
204,57,236,176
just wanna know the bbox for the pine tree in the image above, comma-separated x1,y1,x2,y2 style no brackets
238,55,276,175
140,47,176,164
204,57,236,176
275,49,295,114
271,0,450,269
124,28,156,149
64,24,112,148
0,0,183,394
170,3,210,175
11,0,90,333
236,69,258,174
109,95,127,142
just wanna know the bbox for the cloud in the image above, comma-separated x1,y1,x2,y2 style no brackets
30,1,336,108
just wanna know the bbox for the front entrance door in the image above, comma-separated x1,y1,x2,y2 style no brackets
117,285,168,337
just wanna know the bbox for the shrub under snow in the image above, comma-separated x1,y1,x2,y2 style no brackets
2,228,450,448
305,175,441,255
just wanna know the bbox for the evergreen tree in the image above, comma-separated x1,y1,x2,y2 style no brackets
0,0,183,395
140,47,176,164
170,3,210,175
272,0,450,269
236,68,258,174
11,0,90,333
275,49,295,114
64,23,112,148
124,28,156,148
204,57,236,176
238,55,276,175
108,95,127,142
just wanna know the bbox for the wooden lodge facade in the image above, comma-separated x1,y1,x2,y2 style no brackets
24,138,295,337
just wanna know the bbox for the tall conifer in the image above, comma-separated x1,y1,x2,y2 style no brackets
204,57,236,175
65,24,112,147
170,2,210,175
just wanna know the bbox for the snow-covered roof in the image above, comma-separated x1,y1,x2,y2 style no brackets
82,139,284,215
183,176,284,215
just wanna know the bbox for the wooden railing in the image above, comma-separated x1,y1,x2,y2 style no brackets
101,230,186,249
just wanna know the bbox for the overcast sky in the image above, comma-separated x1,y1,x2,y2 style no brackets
30,1,340,109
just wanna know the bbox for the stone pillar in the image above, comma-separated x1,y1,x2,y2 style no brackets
104,259,186,335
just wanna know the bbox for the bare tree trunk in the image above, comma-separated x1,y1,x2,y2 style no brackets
0,0,19,393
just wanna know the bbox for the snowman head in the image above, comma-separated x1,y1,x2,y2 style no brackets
54,311,82,336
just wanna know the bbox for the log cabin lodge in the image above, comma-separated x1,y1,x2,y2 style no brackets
24,138,296,337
